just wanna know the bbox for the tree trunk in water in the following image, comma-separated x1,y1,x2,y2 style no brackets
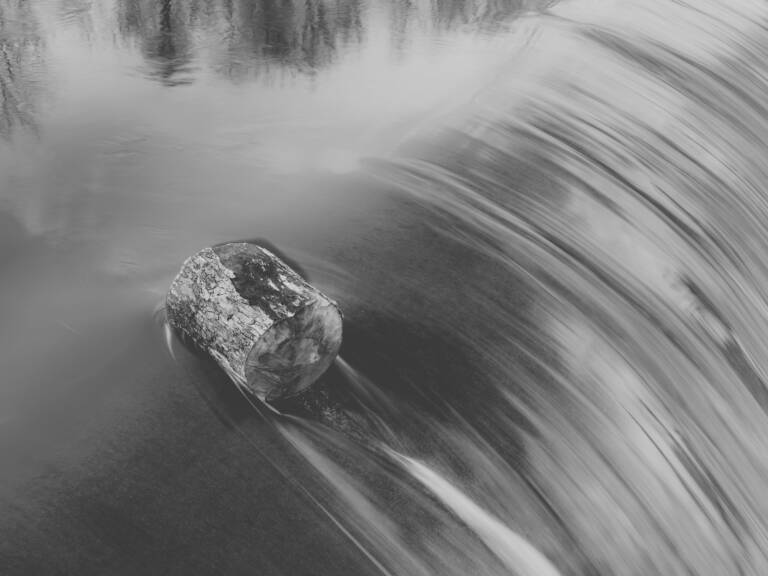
166,242,343,403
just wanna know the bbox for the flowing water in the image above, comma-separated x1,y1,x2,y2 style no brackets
3,0,768,574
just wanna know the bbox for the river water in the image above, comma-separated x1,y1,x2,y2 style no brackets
3,0,768,574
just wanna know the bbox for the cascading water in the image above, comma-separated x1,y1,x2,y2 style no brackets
253,1,768,574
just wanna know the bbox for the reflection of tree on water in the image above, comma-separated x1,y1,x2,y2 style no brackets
149,0,193,85
217,0,357,80
117,0,144,39
142,0,194,86
0,0,43,137
116,0,194,85
388,0,553,48
431,0,550,31
111,0,552,85
114,0,363,83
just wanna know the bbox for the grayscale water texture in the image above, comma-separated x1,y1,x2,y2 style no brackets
2,0,768,575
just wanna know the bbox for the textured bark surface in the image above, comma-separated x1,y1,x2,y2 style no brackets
166,242,343,402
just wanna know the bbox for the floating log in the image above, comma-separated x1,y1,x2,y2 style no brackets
166,242,343,403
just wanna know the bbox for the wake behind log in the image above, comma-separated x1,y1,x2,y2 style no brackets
166,242,343,403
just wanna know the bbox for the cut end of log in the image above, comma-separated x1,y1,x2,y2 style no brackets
166,242,343,403
245,299,343,401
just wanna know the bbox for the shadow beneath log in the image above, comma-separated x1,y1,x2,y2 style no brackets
168,330,261,428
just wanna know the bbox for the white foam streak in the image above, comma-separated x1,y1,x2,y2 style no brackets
389,450,562,576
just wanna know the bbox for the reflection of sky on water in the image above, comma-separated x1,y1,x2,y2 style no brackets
44,0,553,83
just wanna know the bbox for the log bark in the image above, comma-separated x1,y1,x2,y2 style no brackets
166,242,343,402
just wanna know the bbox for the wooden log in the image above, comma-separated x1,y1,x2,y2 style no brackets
166,242,343,403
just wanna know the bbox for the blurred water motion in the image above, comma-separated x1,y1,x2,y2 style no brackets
4,0,768,575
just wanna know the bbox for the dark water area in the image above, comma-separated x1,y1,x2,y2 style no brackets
5,0,768,574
